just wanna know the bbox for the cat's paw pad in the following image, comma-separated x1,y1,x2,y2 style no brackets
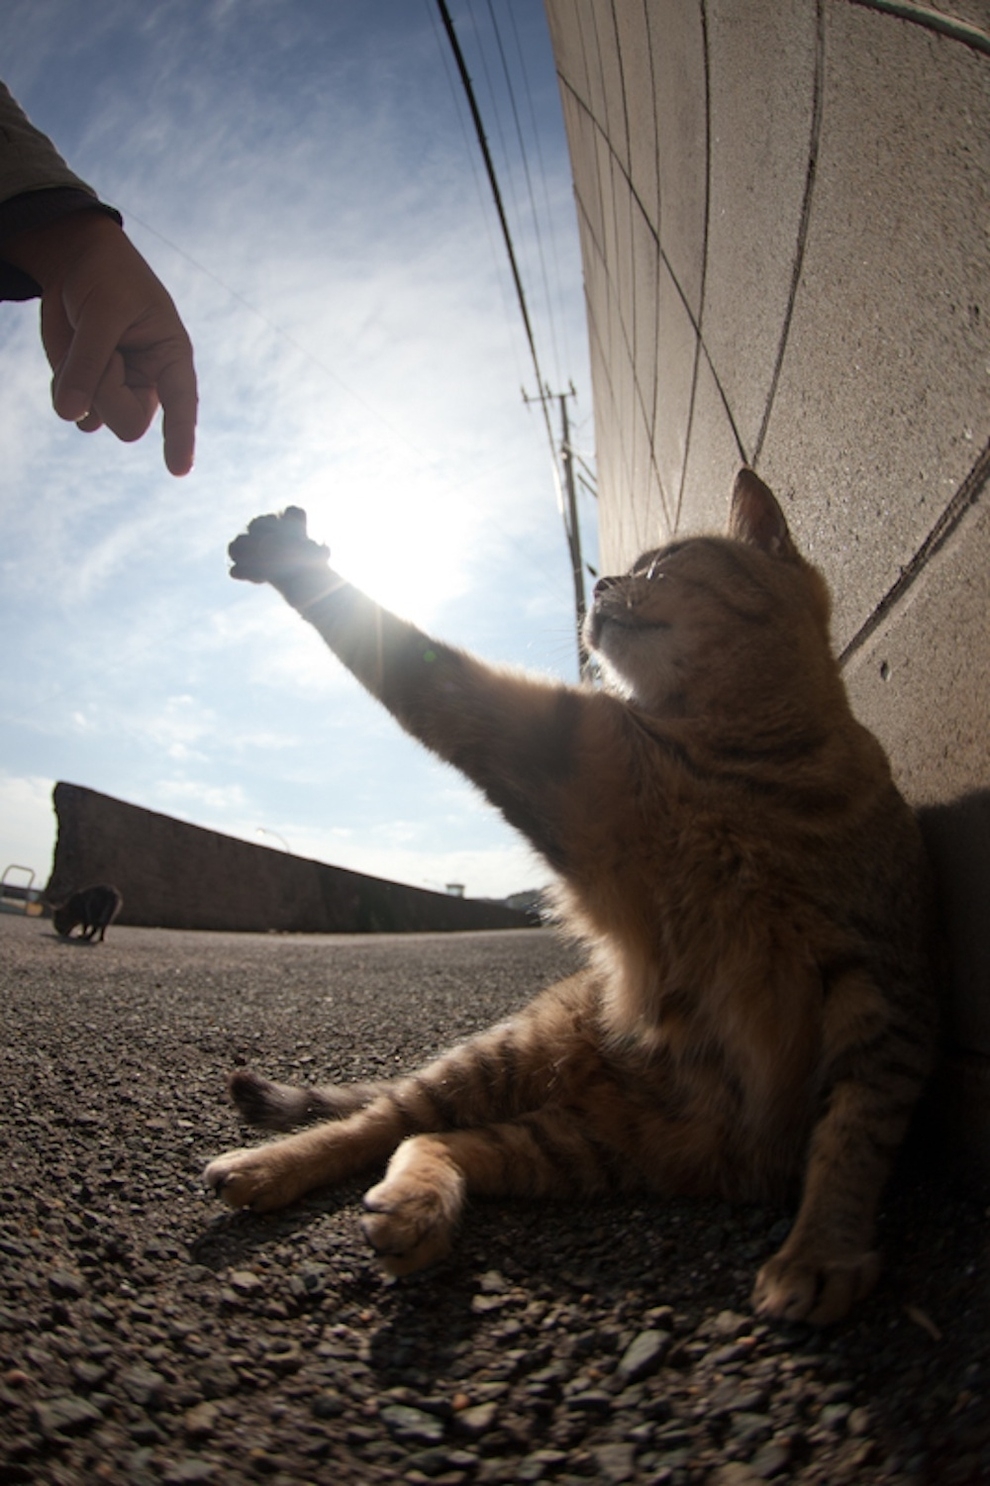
203,1145,304,1213
228,507,329,585
359,1153,465,1277
752,1248,880,1325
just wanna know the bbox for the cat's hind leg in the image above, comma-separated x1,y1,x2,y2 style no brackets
360,1107,619,1276
204,1098,410,1213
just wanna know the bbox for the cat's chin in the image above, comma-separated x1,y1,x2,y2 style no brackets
591,656,634,700
592,653,680,715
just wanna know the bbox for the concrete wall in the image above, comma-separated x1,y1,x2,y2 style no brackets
45,782,531,934
545,0,989,1174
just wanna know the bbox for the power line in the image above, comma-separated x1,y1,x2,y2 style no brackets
433,2,557,465
434,0,589,674
484,0,563,387
503,0,575,378
424,0,525,392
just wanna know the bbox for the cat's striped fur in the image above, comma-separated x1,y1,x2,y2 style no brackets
207,470,936,1324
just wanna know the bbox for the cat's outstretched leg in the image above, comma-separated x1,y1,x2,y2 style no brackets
207,978,602,1213
204,1101,409,1213
360,1107,619,1276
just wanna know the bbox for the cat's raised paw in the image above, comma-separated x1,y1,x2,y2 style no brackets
228,507,329,585
203,1145,308,1213
359,1137,465,1276
752,1248,881,1325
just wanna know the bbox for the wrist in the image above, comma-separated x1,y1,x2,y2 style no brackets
278,564,344,612
3,206,124,290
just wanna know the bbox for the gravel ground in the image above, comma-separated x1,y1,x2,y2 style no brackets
1,913,987,1486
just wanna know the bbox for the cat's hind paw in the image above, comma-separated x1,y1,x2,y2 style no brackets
203,1144,310,1213
359,1136,465,1277
228,507,329,585
752,1248,881,1326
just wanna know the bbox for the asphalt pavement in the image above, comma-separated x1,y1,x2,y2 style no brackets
1,915,986,1484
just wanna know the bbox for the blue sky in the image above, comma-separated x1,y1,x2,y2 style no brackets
0,0,595,901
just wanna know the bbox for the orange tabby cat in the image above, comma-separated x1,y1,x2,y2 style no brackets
207,470,936,1324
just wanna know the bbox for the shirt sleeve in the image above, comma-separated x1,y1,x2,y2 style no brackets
0,81,122,301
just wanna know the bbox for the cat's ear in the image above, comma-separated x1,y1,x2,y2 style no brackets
728,468,799,561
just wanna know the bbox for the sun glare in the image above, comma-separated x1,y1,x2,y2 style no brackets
293,457,484,627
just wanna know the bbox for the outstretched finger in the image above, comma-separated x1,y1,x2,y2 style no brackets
158,356,198,476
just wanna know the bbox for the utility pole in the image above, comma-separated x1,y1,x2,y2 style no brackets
524,383,589,677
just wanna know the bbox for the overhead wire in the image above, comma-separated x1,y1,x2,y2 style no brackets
503,0,575,379
434,0,595,679
423,0,527,398
484,0,564,388
432,0,560,499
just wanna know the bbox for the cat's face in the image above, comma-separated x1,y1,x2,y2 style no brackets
584,471,833,718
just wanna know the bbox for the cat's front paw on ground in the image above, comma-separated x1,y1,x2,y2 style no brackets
359,1138,465,1276
203,1144,309,1213
752,1248,881,1325
228,507,329,585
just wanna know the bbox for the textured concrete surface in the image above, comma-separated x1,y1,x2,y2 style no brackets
45,782,530,935
545,0,989,1136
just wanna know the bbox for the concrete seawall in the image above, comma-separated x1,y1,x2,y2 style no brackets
44,781,532,935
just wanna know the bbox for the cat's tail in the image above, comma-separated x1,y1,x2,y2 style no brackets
228,1069,385,1130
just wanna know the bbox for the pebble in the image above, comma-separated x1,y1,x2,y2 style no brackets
710,1465,763,1486
453,1401,499,1438
183,1400,220,1438
228,1269,263,1294
34,1394,103,1438
118,1363,168,1406
593,1440,637,1481
194,1356,239,1397
617,1327,672,1382
820,1401,852,1431
161,1461,219,1484
565,1389,613,1415
380,1402,447,1445
748,1437,791,1477
47,1268,87,1299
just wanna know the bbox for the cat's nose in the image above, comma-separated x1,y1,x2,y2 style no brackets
593,575,621,598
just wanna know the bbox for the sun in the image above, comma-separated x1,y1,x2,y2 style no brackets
291,452,488,628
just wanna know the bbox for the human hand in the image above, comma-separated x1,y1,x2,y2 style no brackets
4,209,198,475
